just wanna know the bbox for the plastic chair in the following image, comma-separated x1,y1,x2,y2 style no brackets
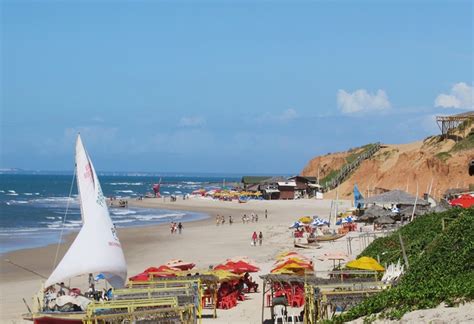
287,313,302,324
274,305,287,324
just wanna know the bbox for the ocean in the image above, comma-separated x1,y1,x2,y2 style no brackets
0,173,241,254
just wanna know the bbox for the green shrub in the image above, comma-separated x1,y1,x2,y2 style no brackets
331,208,474,322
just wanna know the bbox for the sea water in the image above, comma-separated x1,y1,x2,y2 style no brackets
0,173,240,254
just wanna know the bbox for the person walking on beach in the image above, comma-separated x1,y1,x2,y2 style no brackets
178,222,183,234
258,231,263,246
251,231,258,246
229,215,233,225
216,215,220,226
265,209,268,219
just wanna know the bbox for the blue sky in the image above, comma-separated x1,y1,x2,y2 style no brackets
1,0,473,174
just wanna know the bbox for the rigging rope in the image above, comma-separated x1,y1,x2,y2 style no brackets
51,167,77,273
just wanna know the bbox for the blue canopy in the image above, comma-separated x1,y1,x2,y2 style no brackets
354,184,364,208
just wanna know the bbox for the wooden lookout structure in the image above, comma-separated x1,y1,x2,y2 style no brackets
436,111,474,138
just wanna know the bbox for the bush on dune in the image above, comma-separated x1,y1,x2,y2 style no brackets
332,208,474,322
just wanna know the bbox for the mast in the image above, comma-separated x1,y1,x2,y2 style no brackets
45,135,127,288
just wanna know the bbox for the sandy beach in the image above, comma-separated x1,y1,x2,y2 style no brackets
2,197,471,324
1,197,355,323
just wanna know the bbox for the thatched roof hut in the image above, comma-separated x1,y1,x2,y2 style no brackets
358,205,392,222
362,190,429,207
374,215,396,225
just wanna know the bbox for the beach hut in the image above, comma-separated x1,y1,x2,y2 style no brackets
374,215,396,225
358,205,391,222
361,189,429,208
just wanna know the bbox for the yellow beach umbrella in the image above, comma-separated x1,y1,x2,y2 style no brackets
346,256,385,271
299,216,312,224
276,251,301,260
204,269,241,282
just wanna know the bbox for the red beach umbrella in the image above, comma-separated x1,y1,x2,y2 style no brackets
449,194,474,208
128,272,150,282
214,260,260,274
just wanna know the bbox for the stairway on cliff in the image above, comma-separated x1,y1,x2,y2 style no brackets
323,142,382,191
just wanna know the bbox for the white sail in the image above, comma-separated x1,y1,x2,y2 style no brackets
45,135,127,288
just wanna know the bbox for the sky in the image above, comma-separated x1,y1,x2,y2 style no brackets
1,0,473,174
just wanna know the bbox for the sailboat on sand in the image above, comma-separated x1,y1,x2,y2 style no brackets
23,135,197,324
23,135,126,323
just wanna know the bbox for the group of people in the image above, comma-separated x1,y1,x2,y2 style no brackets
242,212,259,223
170,222,183,234
108,197,128,208
251,231,263,246
217,272,259,300
216,214,233,225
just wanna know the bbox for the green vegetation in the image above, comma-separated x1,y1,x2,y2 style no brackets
434,151,452,162
457,119,473,133
321,169,339,186
332,208,474,322
321,143,379,187
451,133,474,152
346,144,378,164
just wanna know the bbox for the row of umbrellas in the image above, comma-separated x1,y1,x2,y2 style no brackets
336,216,355,225
128,253,385,283
290,216,330,229
129,257,260,282
191,189,262,198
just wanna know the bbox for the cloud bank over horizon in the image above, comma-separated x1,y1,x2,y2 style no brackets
434,82,474,110
337,89,391,114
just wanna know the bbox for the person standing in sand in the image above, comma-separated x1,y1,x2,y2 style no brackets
259,231,263,245
265,209,268,219
178,222,183,234
251,231,258,246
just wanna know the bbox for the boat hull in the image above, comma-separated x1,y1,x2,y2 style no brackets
24,312,85,324
33,317,83,324
316,233,346,242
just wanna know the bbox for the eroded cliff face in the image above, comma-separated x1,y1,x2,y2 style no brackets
301,151,350,180
302,137,474,200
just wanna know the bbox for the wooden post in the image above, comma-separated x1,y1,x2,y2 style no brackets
410,182,419,222
398,232,409,269
261,280,266,324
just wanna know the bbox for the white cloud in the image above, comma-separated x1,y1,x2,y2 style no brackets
256,108,298,123
337,89,391,114
434,82,474,109
178,116,206,127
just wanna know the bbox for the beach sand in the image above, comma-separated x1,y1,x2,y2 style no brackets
1,198,351,323
2,197,470,323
